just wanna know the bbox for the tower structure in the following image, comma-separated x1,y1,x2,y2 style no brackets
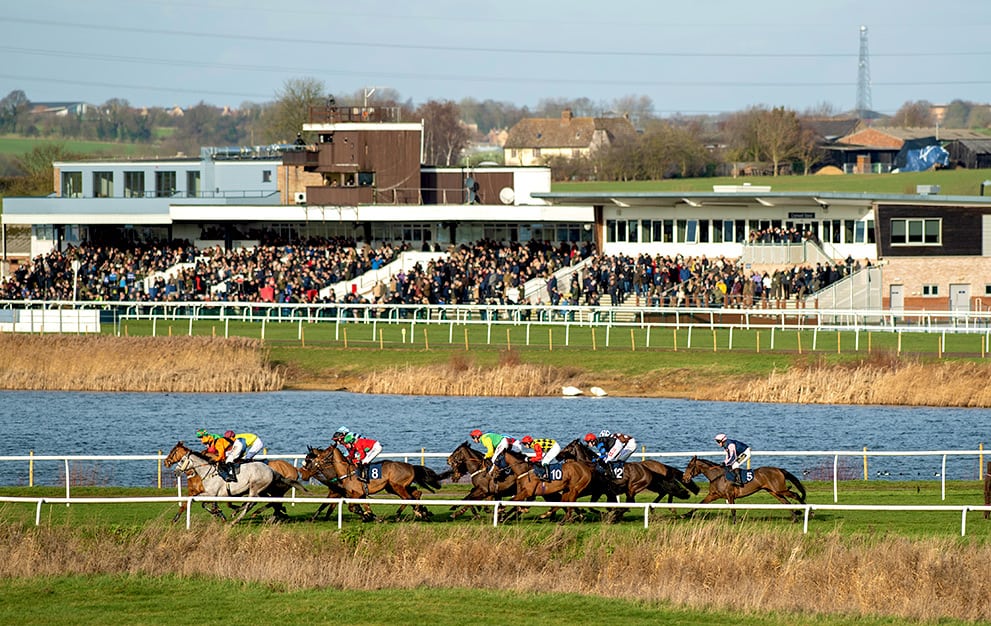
856,25,872,119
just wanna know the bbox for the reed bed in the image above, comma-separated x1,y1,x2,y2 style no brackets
717,353,991,407
350,352,584,396
1,521,988,622
0,335,283,392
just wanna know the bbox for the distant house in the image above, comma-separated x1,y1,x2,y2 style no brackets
503,109,637,166
28,101,94,117
945,138,991,169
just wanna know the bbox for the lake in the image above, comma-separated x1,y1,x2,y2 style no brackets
1,391,988,485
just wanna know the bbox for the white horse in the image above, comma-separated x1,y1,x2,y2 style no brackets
169,441,280,524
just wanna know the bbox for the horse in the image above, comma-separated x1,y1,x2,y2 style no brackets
445,441,517,519
164,443,307,522
557,439,697,521
167,441,290,524
682,455,807,523
299,444,444,522
502,449,593,524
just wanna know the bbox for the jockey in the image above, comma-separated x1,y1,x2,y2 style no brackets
332,427,351,444
342,432,382,481
520,435,560,480
470,429,522,474
715,433,752,486
197,429,232,462
224,430,264,463
597,429,637,463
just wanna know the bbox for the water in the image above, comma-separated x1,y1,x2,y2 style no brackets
1,390,988,485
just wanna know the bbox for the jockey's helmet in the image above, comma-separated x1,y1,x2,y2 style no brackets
470,429,483,439
224,430,235,439
584,432,597,443
715,433,727,444
343,433,357,444
195,429,208,438
521,435,534,445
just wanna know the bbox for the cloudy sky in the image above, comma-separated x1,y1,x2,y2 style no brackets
3,0,989,116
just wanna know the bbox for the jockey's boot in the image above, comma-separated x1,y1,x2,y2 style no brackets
358,464,368,482
218,462,236,482
533,464,545,481
732,468,743,486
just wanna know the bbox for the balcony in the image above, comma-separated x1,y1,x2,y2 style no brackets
282,149,319,168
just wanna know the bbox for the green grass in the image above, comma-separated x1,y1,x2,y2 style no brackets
0,134,158,158
0,576,935,626
2,481,988,539
109,319,987,382
553,168,991,197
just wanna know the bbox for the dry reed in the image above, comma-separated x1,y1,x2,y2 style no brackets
350,352,583,396
715,353,991,407
1,521,989,622
0,335,283,393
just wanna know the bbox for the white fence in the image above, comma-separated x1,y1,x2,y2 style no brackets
3,493,990,536
2,449,987,504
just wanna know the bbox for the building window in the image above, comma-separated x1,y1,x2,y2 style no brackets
61,171,82,198
187,171,201,197
262,170,272,183
985,284,991,296
358,172,374,187
124,171,145,198
93,171,113,198
155,171,177,197
891,218,940,245
922,284,939,296
854,219,876,244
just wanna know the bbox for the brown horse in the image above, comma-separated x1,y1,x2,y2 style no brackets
682,455,807,523
299,444,444,522
446,441,518,519
502,449,593,523
558,439,698,506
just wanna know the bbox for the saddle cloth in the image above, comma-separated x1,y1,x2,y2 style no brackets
724,468,754,484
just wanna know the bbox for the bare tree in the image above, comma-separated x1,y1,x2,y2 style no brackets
417,100,470,166
887,100,934,127
9,143,81,195
757,107,801,176
261,77,326,144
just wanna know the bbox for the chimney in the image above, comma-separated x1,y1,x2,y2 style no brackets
561,108,573,124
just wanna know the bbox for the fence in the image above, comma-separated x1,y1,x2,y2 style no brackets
3,493,990,536
2,449,987,503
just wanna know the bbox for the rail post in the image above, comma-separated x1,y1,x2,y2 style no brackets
157,450,162,489
29,450,34,487
863,447,868,481
492,501,500,527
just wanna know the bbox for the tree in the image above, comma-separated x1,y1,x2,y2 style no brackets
0,90,29,134
417,100,470,166
8,143,81,196
940,99,971,128
261,77,326,144
888,101,934,127
611,94,655,125
725,106,802,175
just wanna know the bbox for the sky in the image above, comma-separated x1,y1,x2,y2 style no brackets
2,0,990,117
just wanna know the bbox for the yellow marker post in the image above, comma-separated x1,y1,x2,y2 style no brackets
506,327,511,350
797,331,802,354
980,442,984,479
464,327,469,351
549,328,553,351
863,446,869,481
157,450,162,489
712,330,717,352
423,328,429,351
379,328,383,350
630,328,636,352
756,331,760,354
837,331,841,354
29,450,34,487
673,328,677,352
591,328,597,351
343,327,349,349
868,331,872,354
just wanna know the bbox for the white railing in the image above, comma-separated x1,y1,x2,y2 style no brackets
2,449,987,503
3,493,989,535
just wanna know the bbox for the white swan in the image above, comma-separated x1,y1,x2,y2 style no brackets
589,386,608,397
561,385,583,396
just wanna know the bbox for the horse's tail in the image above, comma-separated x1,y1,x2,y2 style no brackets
414,465,445,492
782,469,806,503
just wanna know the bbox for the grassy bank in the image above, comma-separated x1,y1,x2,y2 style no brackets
0,334,283,392
1,481,990,623
4,330,991,405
